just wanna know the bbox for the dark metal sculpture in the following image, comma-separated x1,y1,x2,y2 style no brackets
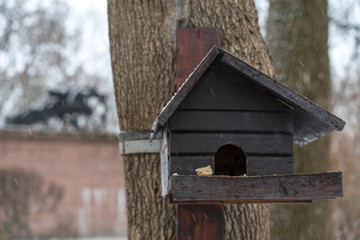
6,88,107,131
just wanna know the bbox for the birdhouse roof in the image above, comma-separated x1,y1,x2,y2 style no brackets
151,47,345,146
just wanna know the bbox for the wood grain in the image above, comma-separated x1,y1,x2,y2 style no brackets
177,204,224,240
178,68,290,111
170,110,293,133
247,156,293,175
175,28,224,240
169,132,293,155
169,155,214,175
170,172,342,203
176,28,221,89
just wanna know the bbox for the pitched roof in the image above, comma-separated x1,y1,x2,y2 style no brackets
151,46,345,146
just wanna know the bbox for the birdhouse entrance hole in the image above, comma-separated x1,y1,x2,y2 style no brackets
215,144,247,176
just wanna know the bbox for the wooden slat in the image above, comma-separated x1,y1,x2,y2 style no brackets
169,133,293,155
169,198,312,204
169,172,343,203
170,155,213,175
247,156,293,175
178,67,290,111
170,110,293,133
177,204,224,240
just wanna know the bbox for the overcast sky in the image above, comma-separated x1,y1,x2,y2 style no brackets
67,0,359,86
66,0,112,92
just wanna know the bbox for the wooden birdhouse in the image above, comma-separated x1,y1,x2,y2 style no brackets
151,46,345,204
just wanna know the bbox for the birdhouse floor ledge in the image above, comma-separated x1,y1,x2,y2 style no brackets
168,172,342,204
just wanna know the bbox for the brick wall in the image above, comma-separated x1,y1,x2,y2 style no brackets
0,130,127,237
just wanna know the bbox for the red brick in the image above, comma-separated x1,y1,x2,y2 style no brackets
0,130,127,236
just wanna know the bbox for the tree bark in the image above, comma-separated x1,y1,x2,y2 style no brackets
107,2,177,239
266,1,331,239
108,0,274,239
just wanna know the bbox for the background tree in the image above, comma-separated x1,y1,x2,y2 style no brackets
0,0,117,133
329,2,360,234
330,74,360,239
107,1,275,239
0,0,72,117
266,1,331,239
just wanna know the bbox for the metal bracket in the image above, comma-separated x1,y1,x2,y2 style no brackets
118,131,163,155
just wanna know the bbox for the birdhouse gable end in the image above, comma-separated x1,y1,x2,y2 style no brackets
151,47,345,146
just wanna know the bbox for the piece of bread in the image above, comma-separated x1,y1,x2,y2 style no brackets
195,165,213,176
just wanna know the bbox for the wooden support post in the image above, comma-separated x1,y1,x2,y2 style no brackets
170,172,343,203
176,27,223,240
176,28,221,89
177,204,224,240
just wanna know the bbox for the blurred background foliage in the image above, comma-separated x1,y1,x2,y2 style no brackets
0,0,118,133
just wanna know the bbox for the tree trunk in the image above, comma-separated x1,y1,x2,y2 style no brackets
266,1,331,239
107,1,274,239
107,2,177,239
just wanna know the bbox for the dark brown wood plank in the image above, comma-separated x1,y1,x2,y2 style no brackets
175,29,224,240
170,155,213,175
170,110,293,133
169,198,313,204
178,69,290,111
247,156,293,175
169,132,293,155
176,28,221,89
177,204,224,240
169,172,343,203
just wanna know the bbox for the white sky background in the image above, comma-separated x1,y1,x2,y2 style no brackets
1,0,116,131
63,0,120,133
66,0,112,93
68,0,358,91
328,0,360,81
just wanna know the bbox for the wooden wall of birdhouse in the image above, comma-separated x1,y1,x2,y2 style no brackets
168,61,294,177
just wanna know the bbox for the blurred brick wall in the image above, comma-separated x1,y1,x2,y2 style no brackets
0,130,127,237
